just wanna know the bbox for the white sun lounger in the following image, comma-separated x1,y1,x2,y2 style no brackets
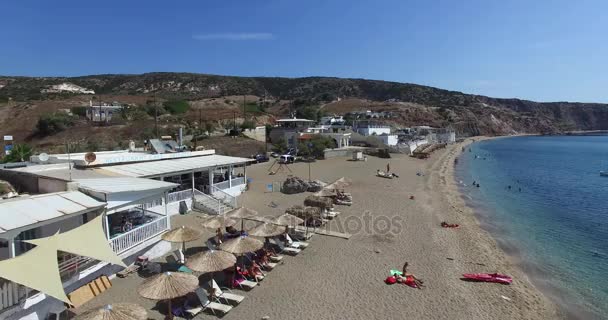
186,288,233,317
272,237,301,255
212,279,245,305
285,234,309,249
234,276,258,290
173,249,185,264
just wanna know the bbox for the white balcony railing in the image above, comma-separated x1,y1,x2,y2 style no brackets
167,189,193,203
58,254,99,282
213,177,246,191
110,216,167,254
0,281,32,312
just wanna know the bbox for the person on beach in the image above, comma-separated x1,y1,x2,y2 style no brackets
215,228,223,244
387,163,390,173
396,262,425,289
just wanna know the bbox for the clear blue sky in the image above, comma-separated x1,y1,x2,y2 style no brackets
1,0,607,102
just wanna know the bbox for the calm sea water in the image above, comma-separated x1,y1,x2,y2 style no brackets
455,135,608,319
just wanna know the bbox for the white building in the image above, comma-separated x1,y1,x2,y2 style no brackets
0,148,255,319
377,134,399,146
0,186,173,320
86,101,123,122
356,124,391,136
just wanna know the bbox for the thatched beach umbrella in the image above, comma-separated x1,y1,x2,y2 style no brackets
201,216,237,230
227,207,259,230
162,226,202,252
273,213,304,227
221,235,264,255
304,195,334,210
248,223,286,238
137,271,199,319
186,249,236,274
74,303,147,320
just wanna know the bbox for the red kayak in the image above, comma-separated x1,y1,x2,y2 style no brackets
462,273,512,284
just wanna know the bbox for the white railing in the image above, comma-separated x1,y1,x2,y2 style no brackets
110,216,167,254
0,281,32,311
142,197,163,210
211,185,237,208
58,254,98,281
167,189,193,203
213,177,246,191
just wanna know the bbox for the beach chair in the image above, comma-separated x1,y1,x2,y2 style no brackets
211,279,245,305
173,249,185,264
285,234,309,249
272,237,301,255
206,239,219,250
233,276,258,290
185,288,232,317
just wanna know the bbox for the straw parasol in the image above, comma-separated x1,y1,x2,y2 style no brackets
304,195,334,209
220,235,264,255
248,223,286,238
227,207,258,219
137,271,199,319
226,207,259,230
186,249,236,274
162,226,202,252
74,303,147,320
273,213,304,226
201,216,237,230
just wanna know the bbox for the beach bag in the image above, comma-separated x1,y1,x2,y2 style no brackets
385,276,397,285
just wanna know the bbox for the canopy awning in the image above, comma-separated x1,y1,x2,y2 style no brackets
0,215,126,304
100,154,254,178
0,192,105,235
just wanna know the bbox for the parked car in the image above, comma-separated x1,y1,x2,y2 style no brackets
252,153,269,163
279,154,295,164
270,152,280,158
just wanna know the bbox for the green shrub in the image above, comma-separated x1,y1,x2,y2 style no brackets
163,100,190,114
240,120,256,130
36,112,76,136
144,104,167,117
1,144,33,163
70,106,88,117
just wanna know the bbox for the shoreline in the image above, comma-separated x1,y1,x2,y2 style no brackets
442,136,565,319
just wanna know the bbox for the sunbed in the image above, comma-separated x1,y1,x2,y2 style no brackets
285,234,309,249
211,279,245,305
272,237,301,255
173,249,185,264
233,276,258,290
185,288,233,317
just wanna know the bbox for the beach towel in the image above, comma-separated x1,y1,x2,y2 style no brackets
390,269,403,276
385,276,397,284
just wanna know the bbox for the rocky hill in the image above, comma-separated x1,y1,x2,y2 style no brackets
1,73,607,151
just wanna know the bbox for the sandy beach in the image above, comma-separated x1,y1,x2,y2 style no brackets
77,140,560,320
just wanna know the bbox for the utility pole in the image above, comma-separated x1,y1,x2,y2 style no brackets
243,95,246,119
233,112,237,134
154,94,159,138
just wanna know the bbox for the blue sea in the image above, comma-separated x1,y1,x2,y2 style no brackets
456,135,608,319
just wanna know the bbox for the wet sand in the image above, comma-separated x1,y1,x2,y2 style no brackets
77,139,560,319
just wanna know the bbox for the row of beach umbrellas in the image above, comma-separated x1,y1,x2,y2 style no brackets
75,178,351,320
138,206,302,319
